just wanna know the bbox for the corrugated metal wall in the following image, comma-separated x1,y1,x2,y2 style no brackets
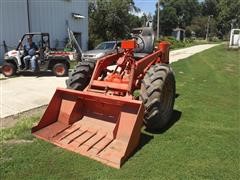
0,0,29,64
0,0,88,64
28,0,88,50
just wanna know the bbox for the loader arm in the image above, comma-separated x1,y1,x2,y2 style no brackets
87,41,170,96
135,50,161,76
135,41,170,76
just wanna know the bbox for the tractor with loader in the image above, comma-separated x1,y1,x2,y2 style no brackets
32,27,176,168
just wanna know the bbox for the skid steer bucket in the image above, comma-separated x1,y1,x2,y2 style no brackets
32,88,144,168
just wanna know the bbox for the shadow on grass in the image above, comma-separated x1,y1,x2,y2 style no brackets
125,110,182,166
175,93,180,98
138,132,154,149
124,132,153,166
146,110,182,134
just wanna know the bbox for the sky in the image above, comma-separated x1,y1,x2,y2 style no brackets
134,0,157,16
134,0,204,16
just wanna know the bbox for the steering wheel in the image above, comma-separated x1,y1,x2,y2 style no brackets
132,34,145,52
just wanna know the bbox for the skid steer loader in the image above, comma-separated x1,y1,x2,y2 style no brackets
32,27,176,168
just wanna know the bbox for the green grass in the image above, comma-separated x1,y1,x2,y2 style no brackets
1,45,240,179
69,60,78,69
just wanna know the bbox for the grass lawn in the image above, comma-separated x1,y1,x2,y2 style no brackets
1,45,239,179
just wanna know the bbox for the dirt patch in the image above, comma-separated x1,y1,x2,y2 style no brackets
224,64,236,73
6,139,34,145
0,105,47,129
225,66,235,72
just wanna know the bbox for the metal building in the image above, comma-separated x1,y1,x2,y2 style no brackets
0,0,88,64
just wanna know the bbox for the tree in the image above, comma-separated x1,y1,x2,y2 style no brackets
152,0,240,38
129,14,142,29
153,0,200,36
187,16,208,38
159,7,178,35
88,0,140,48
216,0,240,37
200,0,240,38
201,0,218,17
140,13,148,27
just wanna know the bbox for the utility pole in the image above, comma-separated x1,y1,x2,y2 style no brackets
157,0,160,41
206,15,213,41
231,18,237,30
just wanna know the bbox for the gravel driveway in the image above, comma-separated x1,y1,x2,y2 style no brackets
0,44,219,119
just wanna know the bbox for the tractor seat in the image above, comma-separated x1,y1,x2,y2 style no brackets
133,27,155,60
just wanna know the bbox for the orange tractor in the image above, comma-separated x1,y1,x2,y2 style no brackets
32,28,175,168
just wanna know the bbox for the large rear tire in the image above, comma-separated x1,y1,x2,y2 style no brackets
2,62,17,77
66,60,95,90
140,64,176,130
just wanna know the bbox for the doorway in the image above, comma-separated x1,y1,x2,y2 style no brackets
73,32,82,48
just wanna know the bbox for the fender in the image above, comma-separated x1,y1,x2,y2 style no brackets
47,58,70,70
5,49,23,67
5,57,18,67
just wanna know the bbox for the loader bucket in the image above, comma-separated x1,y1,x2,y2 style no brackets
32,88,144,168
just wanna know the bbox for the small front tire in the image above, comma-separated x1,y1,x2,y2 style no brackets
2,63,17,77
52,63,68,77
66,60,96,90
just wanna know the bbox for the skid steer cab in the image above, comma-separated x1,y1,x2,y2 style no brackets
32,27,176,168
2,32,74,77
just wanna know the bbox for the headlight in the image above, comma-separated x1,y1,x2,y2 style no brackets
95,53,105,58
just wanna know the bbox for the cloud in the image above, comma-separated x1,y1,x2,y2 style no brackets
130,11,146,17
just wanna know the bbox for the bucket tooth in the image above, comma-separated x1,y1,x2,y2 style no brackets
32,88,144,168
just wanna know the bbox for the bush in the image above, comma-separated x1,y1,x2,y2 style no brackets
159,36,186,49
156,36,205,50
209,36,221,42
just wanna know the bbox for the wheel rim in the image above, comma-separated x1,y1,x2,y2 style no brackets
55,66,65,76
3,65,13,76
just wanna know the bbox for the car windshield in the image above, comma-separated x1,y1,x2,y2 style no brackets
95,42,115,50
